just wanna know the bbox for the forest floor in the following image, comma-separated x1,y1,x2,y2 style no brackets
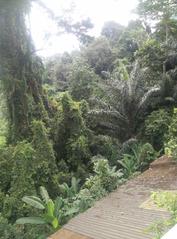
49,156,177,239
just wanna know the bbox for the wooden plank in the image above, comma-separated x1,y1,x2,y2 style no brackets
48,228,92,239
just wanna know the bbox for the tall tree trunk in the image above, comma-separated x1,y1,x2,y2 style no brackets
0,1,48,142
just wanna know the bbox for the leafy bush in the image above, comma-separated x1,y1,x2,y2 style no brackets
0,215,53,239
0,146,13,192
16,186,60,229
53,93,92,180
59,177,81,198
45,157,123,223
17,158,123,228
0,120,62,223
53,190,93,225
119,143,157,178
90,135,121,166
83,37,114,75
152,191,177,216
85,156,123,199
143,109,172,151
148,191,177,239
136,39,165,72
67,135,91,170
118,154,138,178
119,138,138,157
0,135,6,148
31,120,60,196
0,93,7,147
3,142,37,221
69,62,99,101
16,184,93,228
0,216,22,239
165,108,177,159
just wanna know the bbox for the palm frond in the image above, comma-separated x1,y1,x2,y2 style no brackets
89,109,126,122
137,87,161,114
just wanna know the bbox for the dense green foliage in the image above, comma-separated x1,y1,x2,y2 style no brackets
143,109,172,150
119,143,158,178
165,108,177,159
149,191,177,239
16,186,61,229
0,0,177,238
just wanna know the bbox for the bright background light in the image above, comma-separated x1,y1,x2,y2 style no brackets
30,0,138,57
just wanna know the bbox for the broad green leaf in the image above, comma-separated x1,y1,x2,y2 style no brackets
40,186,50,203
54,197,63,216
44,214,55,223
71,177,80,194
22,196,45,209
47,199,55,217
64,207,79,216
16,217,46,225
52,217,59,229
27,196,44,204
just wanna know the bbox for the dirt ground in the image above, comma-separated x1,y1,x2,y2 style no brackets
132,155,177,189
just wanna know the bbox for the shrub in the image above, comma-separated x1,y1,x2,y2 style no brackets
66,135,91,170
149,191,177,239
143,109,172,151
118,143,157,178
69,62,98,101
3,142,36,221
165,108,177,159
16,185,93,228
14,158,124,234
152,191,177,216
136,39,164,72
53,93,92,179
0,216,22,239
0,136,6,148
0,146,13,192
16,186,60,229
118,154,138,178
1,121,61,222
0,113,7,148
119,138,138,157
55,158,123,223
85,156,123,199
0,215,53,239
90,135,121,166
31,120,59,196
58,177,81,199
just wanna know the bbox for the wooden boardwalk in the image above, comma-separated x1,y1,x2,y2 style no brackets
49,156,177,239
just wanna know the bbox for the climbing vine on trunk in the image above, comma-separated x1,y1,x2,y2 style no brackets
0,0,48,142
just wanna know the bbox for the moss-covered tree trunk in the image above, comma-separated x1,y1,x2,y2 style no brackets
0,0,48,142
